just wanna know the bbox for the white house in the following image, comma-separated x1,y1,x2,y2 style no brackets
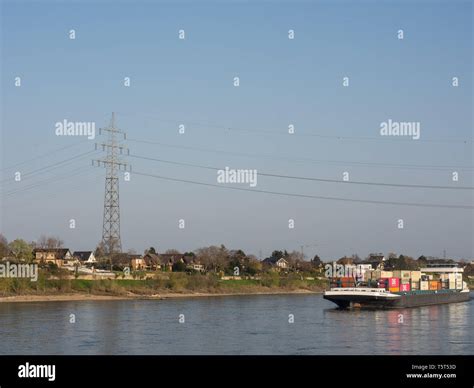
73,251,97,264
263,257,289,270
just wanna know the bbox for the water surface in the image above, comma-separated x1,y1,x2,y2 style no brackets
0,294,472,354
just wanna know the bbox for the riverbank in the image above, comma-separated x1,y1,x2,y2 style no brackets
0,288,321,303
0,273,328,303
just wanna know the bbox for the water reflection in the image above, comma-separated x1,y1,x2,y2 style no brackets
0,294,471,355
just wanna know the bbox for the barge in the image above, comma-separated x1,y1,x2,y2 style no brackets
323,265,471,309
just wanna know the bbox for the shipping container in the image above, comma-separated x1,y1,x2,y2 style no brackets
393,270,411,280
410,271,422,282
400,283,411,292
429,280,440,290
388,277,400,288
411,281,419,290
330,277,356,288
420,281,429,291
371,270,394,280
449,281,456,289
389,287,400,293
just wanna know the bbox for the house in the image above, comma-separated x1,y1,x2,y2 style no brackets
142,253,162,271
182,255,205,272
365,253,385,270
263,257,289,270
33,248,75,267
158,254,185,272
111,253,141,269
130,256,147,271
73,251,97,264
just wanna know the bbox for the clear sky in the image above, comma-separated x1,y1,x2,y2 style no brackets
1,0,472,260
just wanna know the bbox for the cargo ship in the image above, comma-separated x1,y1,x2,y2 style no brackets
323,265,471,309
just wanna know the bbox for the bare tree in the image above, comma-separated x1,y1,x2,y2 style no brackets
37,235,63,249
195,245,228,272
165,249,181,255
287,250,304,264
94,241,107,258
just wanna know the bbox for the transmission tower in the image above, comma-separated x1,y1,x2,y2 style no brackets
93,113,130,254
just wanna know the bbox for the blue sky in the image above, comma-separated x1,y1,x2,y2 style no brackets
1,0,473,260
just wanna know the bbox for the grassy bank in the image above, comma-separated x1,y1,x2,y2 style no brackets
0,272,329,298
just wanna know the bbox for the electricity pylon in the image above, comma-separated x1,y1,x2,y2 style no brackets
93,113,130,254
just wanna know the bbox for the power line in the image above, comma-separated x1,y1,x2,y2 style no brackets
2,173,104,203
225,126,473,144
132,170,474,210
2,167,100,198
0,139,90,173
129,153,474,190
0,150,97,186
127,138,473,171
118,112,473,144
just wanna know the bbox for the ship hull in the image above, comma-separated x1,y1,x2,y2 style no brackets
391,290,471,308
323,289,471,309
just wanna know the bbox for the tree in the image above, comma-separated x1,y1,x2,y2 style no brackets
195,245,229,272
417,255,428,267
297,260,313,272
287,250,304,270
386,254,417,270
165,249,181,255
94,241,107,259
94,238,121,257
0,234,9,259
8,239,33,262
106,237,121,255
37,235,63,249
146,247,157,255
311,255,323,268
245,256,262,275
227,250,247,274
172,261,187,272
270,250,285,261
337,256,354,265
464,263,474,277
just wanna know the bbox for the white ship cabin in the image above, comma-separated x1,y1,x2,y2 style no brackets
420,263,463,274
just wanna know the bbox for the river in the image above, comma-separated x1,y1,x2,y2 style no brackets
0,294,472,355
